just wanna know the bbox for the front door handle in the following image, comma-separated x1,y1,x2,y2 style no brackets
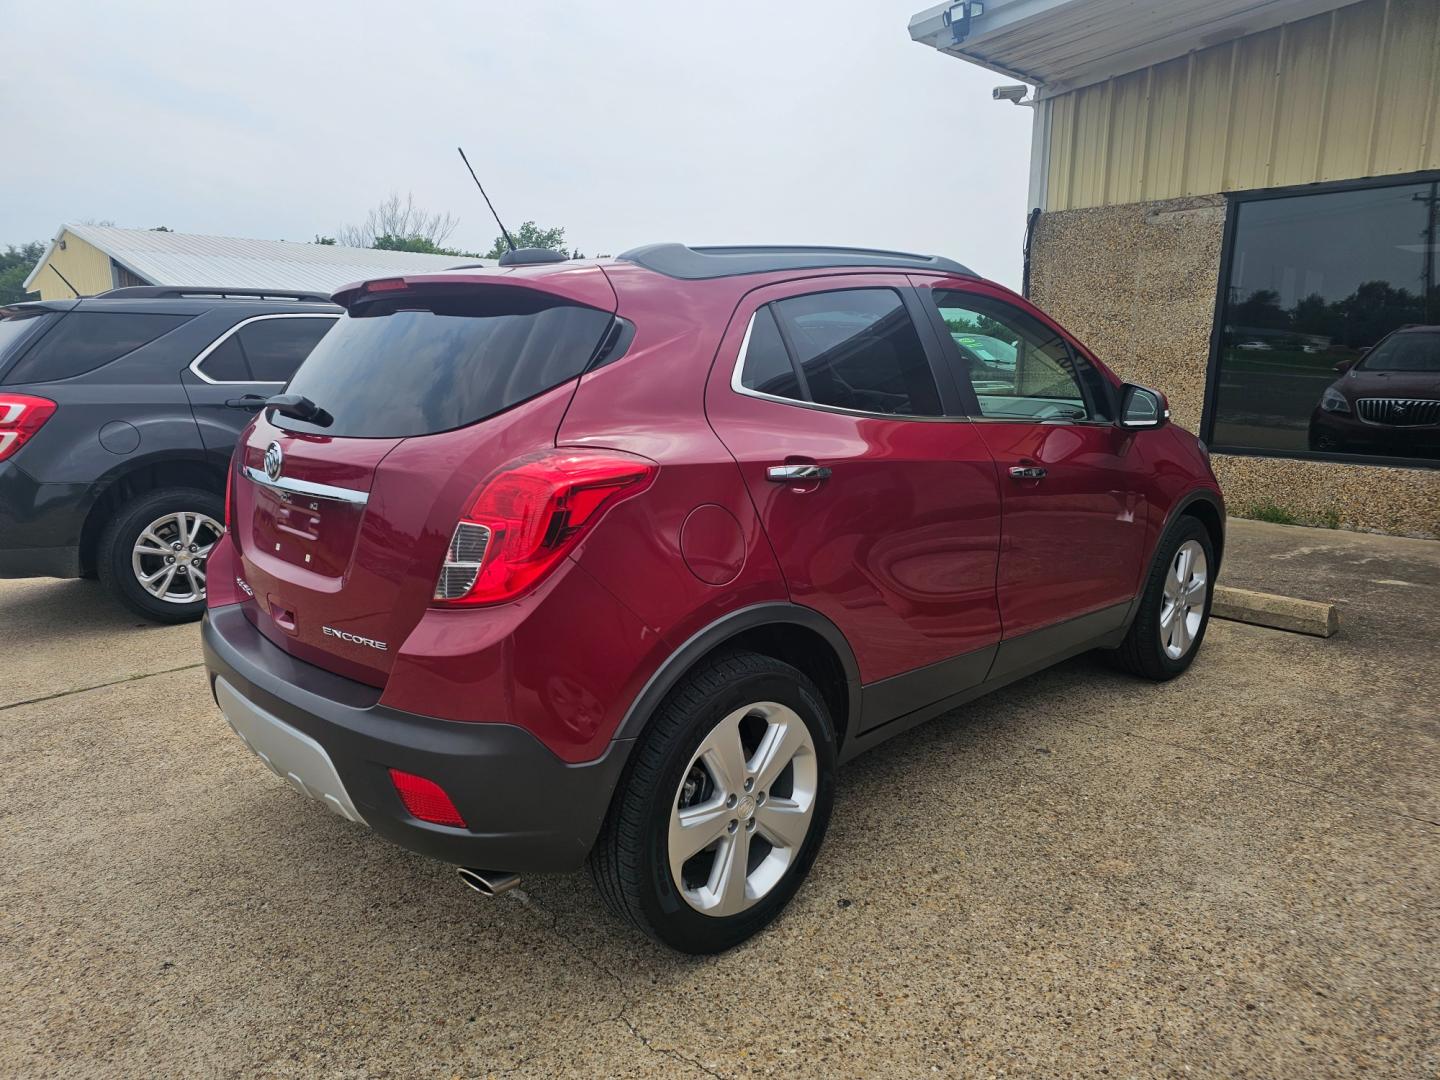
1009,465,1047,480
767,464,832,482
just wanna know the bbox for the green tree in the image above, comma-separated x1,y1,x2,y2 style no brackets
312,235,337,246
484,221,568,259
0,242,45,306
371,233,463,255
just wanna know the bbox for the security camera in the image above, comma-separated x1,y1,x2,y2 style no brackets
993,84,1033,105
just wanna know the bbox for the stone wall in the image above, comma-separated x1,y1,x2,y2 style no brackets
1027,195,1440,538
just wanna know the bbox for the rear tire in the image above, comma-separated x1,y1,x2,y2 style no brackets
97,487,224,624
1110,516,1215,681
589,649,836,954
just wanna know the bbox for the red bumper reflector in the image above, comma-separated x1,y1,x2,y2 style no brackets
388,768,466,827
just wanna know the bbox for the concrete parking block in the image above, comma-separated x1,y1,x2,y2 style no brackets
1212,584,1340,637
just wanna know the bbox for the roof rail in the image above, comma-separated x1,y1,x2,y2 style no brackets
617,243,976,280
94,285,335,303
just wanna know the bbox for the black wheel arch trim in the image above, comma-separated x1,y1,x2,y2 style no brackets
1121,488,1226,634
1165,488,1226,569
613,602,863,748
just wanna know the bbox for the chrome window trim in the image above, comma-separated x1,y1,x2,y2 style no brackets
241,466,369,506
729,309,969,424
189,312,340,386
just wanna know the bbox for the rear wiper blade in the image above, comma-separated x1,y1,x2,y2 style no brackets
265,393,333,427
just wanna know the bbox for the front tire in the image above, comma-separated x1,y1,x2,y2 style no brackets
1110,516,1215,681
589,650,836,954
97,487,224,623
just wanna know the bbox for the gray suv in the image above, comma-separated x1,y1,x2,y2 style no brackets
0,286,338,621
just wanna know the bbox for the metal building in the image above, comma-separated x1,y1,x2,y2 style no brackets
912,0,1440,536
23,224,486,302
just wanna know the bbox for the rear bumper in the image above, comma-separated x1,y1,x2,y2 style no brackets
0,462,88,578
202,603,633,873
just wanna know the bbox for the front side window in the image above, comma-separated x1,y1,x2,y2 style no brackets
1211,179,1440,465
738,288,942,417
931,291,1097,421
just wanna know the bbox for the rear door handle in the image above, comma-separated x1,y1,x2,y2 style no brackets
1009,465,1047,480
767,464,832,482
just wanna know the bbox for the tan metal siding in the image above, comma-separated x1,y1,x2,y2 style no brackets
1044,0,1440,210
30,232,117,301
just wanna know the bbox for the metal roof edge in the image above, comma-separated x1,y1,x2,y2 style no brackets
20,225,67,291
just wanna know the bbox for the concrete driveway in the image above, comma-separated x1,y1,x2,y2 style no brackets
3,520,1437,1078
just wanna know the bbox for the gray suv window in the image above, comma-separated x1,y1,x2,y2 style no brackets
4,312,190,384
238,317,335,382
193,315,337,384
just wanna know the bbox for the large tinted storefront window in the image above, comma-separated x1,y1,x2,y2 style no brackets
1210,178,1440,464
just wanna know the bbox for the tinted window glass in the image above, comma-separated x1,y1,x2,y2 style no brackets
1357,330,1440,373
197,335,250,381
276,292,614,438
739,306,801,399
932,291,1097,421
4,311,189,384
772,289,941,416
0,311,57,371
237,317,335,382
1211,179,1439,464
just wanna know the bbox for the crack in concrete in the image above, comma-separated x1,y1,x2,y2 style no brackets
504,888,728,1079
0,662,206,713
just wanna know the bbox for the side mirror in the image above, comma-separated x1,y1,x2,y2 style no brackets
1119,383,1169,429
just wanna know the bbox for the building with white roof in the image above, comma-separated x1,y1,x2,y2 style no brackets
22,224,490,301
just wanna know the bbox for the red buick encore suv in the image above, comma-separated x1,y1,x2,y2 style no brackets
202,244,1224,953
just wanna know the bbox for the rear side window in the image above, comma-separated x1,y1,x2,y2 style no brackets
0,311,58,372
738,307,801,399
196,336,250,381
738,288,942,417
275,290,615,438
237,317,335,382
3,312,190,384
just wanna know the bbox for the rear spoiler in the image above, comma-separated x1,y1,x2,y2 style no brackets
330,266,618,314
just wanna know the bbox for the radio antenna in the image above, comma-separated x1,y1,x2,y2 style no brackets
457,147,516,253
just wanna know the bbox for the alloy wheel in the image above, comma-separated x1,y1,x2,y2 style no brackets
130,510,223,605
1159,539,1208,660
668,702,818,917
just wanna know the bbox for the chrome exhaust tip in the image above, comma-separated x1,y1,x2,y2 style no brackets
457,867,521,897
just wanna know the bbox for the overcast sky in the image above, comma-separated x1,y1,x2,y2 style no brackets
1,1,1034,286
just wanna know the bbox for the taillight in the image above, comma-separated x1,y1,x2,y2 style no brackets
0,394,57,463
433,448,656,606
388,768,466,827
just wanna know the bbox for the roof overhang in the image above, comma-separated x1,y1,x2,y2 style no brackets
909,0,1366,98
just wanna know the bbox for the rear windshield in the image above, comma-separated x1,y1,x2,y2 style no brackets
3,311,191,384
274,290,615,438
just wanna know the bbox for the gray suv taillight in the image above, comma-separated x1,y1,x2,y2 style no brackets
434,522,491,601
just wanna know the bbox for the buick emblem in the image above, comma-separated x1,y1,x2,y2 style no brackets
264,441,284,481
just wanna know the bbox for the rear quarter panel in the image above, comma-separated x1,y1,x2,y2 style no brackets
555,264,790,702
